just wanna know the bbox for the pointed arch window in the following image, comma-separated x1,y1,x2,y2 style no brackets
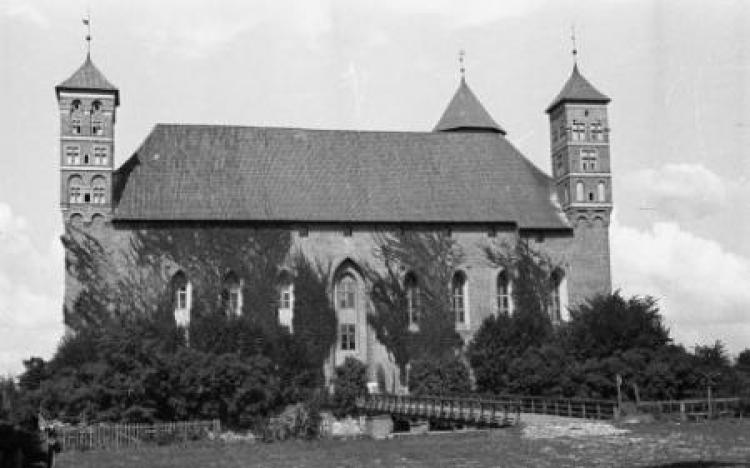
68,175,83,204
404,272,421,327
91,100,104,136
451,271,468,327
576,182,584,202
69,100,82,135
337,274,356,310
172,271,191,328
550,269,565,324
336,273,358,351
496,270,511,315
223,272,242,316
278,271,294,332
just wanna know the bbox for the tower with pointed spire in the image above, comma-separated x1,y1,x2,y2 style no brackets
55,53,119,226
547,63,613,293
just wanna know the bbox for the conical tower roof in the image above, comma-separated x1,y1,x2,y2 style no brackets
434,78,505,135
546,64,609,114
56,53,119,105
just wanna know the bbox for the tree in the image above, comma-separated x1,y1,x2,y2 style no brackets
467,313,516,393
737,349,750,371
290,251,338,371
18,358,48,393
563,292,671,360
692,341,740,398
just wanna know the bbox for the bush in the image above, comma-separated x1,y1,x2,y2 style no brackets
332,357,368,418
409,355,471,396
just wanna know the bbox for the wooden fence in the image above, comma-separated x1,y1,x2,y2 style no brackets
56,420,221,451
636,397,742,421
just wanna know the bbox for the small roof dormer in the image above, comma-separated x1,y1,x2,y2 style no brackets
434,77,506,135
55,53,120,106
545,64,609,114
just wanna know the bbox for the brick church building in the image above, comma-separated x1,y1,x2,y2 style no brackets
56,52,613,389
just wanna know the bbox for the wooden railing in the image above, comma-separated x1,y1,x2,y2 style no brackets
433,392,618,420
636,397,741,421
55,420,221,451
356,393,521,427
508,394,617,420
358,392,618,422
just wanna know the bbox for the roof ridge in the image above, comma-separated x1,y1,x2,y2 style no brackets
153,122,511,137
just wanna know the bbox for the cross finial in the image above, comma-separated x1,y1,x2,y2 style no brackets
83,10,92,54
459,49,466,79
570,24,578,63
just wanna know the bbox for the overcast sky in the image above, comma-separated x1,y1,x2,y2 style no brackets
1,0,748,375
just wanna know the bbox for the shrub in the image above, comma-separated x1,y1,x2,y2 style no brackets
409,355,471,396
332,357,368,418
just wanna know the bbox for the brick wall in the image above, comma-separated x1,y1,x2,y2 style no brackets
63,219,611,388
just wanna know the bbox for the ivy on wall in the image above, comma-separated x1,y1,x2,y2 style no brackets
482,237,560,349
54,224,339,424
365,230,464,377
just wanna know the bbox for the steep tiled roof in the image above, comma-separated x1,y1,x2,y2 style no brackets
56,54,120,105
546,64,609,113
113,125,570,229
434,78,506,135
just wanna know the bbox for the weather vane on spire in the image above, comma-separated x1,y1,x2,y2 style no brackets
570,24,578,63
459,49,466,79
83,10,91,54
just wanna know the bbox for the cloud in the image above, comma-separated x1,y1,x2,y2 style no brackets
623,163,728,220
132,0,334,59
2,0,50,28
0,203,63,376
611,217,750,354
375,0,542,27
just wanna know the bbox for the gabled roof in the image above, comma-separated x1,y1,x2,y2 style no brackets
113,125,569,229
546,64,609,114
55,53,120,105
434,78,506,135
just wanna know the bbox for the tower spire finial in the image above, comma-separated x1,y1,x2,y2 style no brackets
83,10,91,55
570,24,578,64
459,49,466,79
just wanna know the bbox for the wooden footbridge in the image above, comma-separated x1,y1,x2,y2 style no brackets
356,394,522,428
356,393,619,428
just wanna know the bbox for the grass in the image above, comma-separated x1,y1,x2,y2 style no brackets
56,419,750,468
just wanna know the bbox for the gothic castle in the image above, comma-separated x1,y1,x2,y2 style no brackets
57,51,613,389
